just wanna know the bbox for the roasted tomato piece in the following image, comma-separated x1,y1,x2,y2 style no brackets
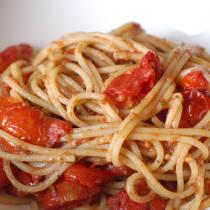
108,181,166,210
40,117,72,147
107,189,147,210
105,51,163,108
0,137,20,153
180,90,210,128
64,162,113,188
2,83,11,96
0,159,8,188
9,169,42,197
179,71,209,91
106,164,135,178
0,44,32,73
43,179,100,210
0,96,72,148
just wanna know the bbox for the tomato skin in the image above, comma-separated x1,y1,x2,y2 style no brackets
180,90,210,128
179,71,209,91
0,99,42,144
64,162,113,188
2,83,11,96
43,179,100,210
0,137,20,153
105,51,163,108
178,71,210,128
40,117,72,147
106,164,135,178
0,159,8,188
140,51,163,79
0,44,32,73
0,96,72,149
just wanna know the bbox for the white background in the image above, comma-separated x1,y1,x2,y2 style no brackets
0,0,210,209
0,0,210,49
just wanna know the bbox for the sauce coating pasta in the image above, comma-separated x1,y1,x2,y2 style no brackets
0,22,209,210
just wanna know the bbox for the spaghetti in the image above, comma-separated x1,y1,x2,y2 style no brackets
0,22,209,210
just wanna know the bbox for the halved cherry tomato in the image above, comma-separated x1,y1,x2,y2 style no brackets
0,44,32,73
64,162,113,188
179,71,209,91
0,96,72,150
180,90,210,128
105,51,163,108
43,179,100,210
178,71,210,128
0,159,8,188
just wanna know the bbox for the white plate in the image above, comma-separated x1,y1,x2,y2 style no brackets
0,0,210,209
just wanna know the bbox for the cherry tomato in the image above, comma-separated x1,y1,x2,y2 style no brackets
180,90,210,128
0,96,72,149
105,51,163,108
0,159,8,188
43,179,100,210
178,70,210,127
179,71,209,91
64,162,113,188
0,44,32,73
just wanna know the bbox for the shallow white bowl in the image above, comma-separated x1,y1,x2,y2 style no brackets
0,0,210,209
